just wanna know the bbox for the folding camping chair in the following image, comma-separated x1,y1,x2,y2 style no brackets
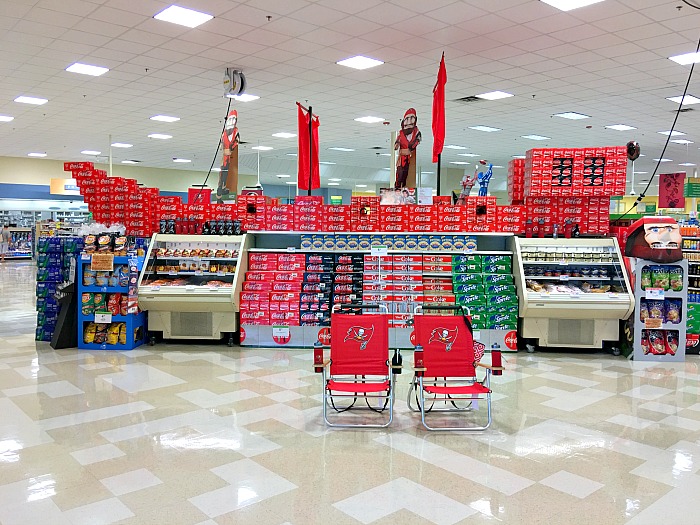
407,305,504,431
316,303,397,428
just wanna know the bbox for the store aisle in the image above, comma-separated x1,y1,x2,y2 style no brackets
1,261,700,525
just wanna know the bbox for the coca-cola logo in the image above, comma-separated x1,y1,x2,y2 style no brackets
298,205,319,213
386,215,402,222
414,224,431,231
563,198,582,205
269,224,289,230
328,216,345,222
385,224,403,231
414,215,431,222
160,204,178,212
298,224,316,231
297,214,317,222
531,198,551,205
130,220,145,227
501,206,522,214
269,205,289,213
502,216,522,223
505,331,518,350
442,225,460,231
189,204,206,212
327,206,346,213
532,207,550,214
271,215,292,221
317,327,331,345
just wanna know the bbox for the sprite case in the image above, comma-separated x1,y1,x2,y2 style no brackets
452,254,482,265
453,273,482,285
453,263,482,274
456,294,487,307
453,283,484,295
483,273,514,285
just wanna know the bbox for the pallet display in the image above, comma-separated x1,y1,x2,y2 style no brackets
78,255,147,350
682,231,700,353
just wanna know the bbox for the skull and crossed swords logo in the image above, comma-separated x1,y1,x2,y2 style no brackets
428,327,458,351
344,325,375,350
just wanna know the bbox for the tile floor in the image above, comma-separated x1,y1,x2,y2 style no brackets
1,260,700,524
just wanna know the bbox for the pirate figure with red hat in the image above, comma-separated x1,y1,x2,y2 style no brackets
216,109,240,203
394,108,421,189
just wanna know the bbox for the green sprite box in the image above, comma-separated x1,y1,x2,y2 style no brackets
483,255,512,266
487,312,518,326
453,263,482,274
456,294,487,307
470,313,486,330
483,262,511,274
486,294,519,308
490,322,518,330
453,283,484,295
486,284,516,296
453,254,482,265
453,273,482,285
483,273,514,285
492,303,519,314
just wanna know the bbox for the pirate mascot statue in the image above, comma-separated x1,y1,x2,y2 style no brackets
394,108,421,189
216,110,240,203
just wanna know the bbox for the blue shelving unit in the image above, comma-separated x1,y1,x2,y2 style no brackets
77,255,147,350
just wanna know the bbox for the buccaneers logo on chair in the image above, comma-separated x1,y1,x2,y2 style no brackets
344,325,374,350
428,327,458,351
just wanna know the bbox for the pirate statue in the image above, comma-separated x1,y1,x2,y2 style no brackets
394,108,421,189
476,161,493,197
216,109,240,203
456,171,476,204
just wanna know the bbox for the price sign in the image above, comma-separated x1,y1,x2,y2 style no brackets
150,285,161,291
90,253,114,271
559,275,569,281
371,245,389,257
272,325,290,338
185,285,196,291
94,312,112,323
645,318,663,329
217,271,225,276
194,270,203,276
286,247,296,252
81,253,91,261
646,288,665,300
168,270,178,276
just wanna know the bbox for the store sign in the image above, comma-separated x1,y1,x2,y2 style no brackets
90,253,114,271
49,178,81,196
685,183,700,198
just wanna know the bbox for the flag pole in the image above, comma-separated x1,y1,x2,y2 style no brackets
308,105,313,197
437,153,441,195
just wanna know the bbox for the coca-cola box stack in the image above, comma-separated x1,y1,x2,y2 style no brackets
508,158,525,204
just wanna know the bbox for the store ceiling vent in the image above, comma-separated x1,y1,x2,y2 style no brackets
453,96,483,104
550,319,594,346
678,108,694,113
170,312,213,338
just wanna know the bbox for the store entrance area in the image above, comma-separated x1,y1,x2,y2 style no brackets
1,260,699,525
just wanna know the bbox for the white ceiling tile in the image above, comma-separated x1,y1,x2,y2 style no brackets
88,6,145,27
58,29,113,47
288,4,349,25
119,29,171,47
12,19,67,38
356,3,416,24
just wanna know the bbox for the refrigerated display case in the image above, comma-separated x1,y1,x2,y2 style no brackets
137,234,250,344
512,237,634,351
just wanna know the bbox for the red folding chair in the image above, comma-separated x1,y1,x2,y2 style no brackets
407,305,504,431
316,304,396,428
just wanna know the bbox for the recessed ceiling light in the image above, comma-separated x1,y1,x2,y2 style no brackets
356,184,368,188
653,158,673,162
354,116,385,123
512,155,526,159
320,161,336,165
148,133,172,139
153,5,213,28
272,132,296,138
286,153,297,157
381,167,391,170
336,55,384,70
81,150,101,155
328,182,340,186
475,91,514,100
277,174,291,178
469,126,501,132
378,153,392,156
227,94,259,102
14,96,47,105
328,147,355,152
633,171,648,175
285,181,297,185
679,162,697,166
492,165,505,168
0,115,14,122
173,158,191,163
121,160,141,164
669,52,700,66
111,142,133,148
553,112,590,120
444,145,467,150
671,139,694,145
450,161,470,165
65,62,109,76
540,0,605,12
150,115,180,122
458,153,480,157
211,167,221,172
522,135,551,140
606,124,636,131
658,130,686,136
328,178,342,182
28,152,46,157
666,95,700,105
252,146,273,151
423,171,435,174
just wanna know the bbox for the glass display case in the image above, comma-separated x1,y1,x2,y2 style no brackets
137,234,250,344
512,237,634,350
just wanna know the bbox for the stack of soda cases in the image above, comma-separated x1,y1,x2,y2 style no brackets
266,203,295,231
294,197,324,232
35,236,84,341
237,195,270,231
332,254,364,309
324,204,351,232
466,197,498,232
351,196,380,231
508,158,525,204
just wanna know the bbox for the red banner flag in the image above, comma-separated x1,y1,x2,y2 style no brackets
297,102,320,191
432,52,447,163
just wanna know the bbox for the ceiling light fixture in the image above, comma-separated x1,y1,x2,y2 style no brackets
658,130,686,136
28,152,46,157
606,124,636,131
671,139,694,145
553,112,590,120
286,153,297,157
228,94,259,102
276,174,291,178
450,161,470,165
173,158,191,163
356,184,368,188
354,116,385,123
336,55,384,70
666,95,700,105
320,161,336,165
121,160,141,164
81,150,101,155
469,126,501,132
252,146,273,151
328,178,342,182
458,153,480,157
14,96,48,105
475,91,514,100
328,182,340,186
285,181,297,185
328,147,355,152
0,115,14,122
540,0,606,12
148,133,172,139
679,162,697,166
150,115,180,122
65,62,109,76
153,5,213,28
111,143,133,148
378,153,392,156
444,145,467,150
669,51,700,66
653,158,673,162
272,132,296,138
513,155,526,159
522,134,551,140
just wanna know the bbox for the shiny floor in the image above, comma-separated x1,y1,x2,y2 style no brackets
2,261,700,525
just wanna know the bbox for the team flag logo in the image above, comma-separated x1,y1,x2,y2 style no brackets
428,327,458,351
344,325,374,350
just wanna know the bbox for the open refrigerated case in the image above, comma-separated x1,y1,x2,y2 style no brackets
512,237,634,352
137,234,250,345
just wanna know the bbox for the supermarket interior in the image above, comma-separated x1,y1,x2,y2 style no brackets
4,1,700,524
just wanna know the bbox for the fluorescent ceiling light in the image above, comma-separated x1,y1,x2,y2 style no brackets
458,153,480,157
328,182,340,186
522,134,551,140
328,147,355,152
669,52,700,66
65,62,109,76
272,132,296,138
211,167,221,172
378,153,392,156
227,93,259,102
653,158,673,162
540,0,605,12
671,139,694,145
320,161,336,165
81,150,101,155
0,115,14,122
450,161,470,165
111,142,133,148
173,158,191,163
121,160,140,164
633,171,648,175
328,178,342,182
606,124,636,131
354,116,385,123
148,133,172,139
658,130,686,136
493,165,505,168
286,153,297,157
553,112,590,120
355,184,368,188
475,91,514,100
423,171,435,174
153,5,213,28
666,95,700,105
336,55,383,70
277,174,291,178
252,146,273,151
381,167,391,170
679,163,697,166
14,96,47,105
469,125,501,132
513,155,526,159
150,115,180,122
286,181,297,185
28,152,46,157
444,145,467,150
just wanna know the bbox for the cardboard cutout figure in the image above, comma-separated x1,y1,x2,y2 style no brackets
217,110,240,203
624,216,682,263
477,162,493,197
456,171,476,204
394,108,421,189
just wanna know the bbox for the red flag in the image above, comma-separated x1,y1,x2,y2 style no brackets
297,102,320,191
432,52,447,163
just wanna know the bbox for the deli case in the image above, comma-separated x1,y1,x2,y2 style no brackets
137,234,250,344
512,237,634,351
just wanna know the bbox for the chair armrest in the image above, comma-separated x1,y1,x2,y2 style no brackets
390,364,403,370
476,363,505,371
413,367,427,372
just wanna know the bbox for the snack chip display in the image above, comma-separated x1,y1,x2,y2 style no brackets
665,299,682,324
81,293,94,315
107,323,120,345
647,300,664,320
83,269,97,286
93,323,108,344
640,266,652,290
84,322,97,343
668,266,683,292
650,266,670,291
